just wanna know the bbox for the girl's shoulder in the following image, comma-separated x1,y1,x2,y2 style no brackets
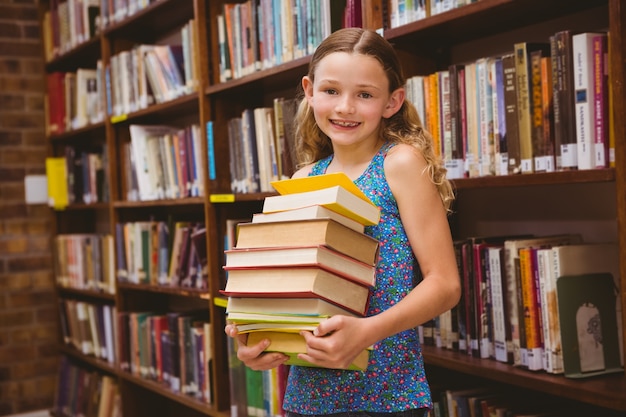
292,164,315,178
384,143,427,169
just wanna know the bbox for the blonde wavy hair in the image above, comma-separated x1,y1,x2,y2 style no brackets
294,27,455,212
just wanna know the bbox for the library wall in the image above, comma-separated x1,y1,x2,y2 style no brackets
0,0,59,415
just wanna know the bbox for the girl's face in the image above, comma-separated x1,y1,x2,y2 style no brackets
302,52,404,149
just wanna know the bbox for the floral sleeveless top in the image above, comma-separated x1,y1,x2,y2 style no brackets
282,142,431,414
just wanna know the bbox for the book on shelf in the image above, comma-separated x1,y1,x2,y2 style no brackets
539,242,622,375
476,58,494,176
503,234,582,368
502,53,522,175
221,266,371,317
551,30,578,171
529,49,555,173
446,63,466,179
492,56,508,176
272,96,299,179
485,245,511,364
592,33,609,168
247,331,370,371
225,245,376,287
234,218,380,266
573,32,608,170
46,156,69,209
253,106,279,192
557,273,622,378
513,41,550,174
518,246,545,371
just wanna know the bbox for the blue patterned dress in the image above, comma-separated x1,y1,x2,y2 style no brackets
282,142,431,414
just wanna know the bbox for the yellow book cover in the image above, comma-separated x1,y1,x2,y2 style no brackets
270,172,372,204
45,157,69,209
247,330,370,371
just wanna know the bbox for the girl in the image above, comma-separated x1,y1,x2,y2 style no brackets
225,27,461,417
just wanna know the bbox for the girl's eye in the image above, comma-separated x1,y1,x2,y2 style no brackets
359,92,373,99
324,89,338,95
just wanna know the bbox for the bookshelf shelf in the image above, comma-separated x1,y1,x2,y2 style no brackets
119,372,227,417
109,93,199,126
384,0,606,49
452,169,615,190
48,122,106,143
116,282,210,299
113,196,205,208
423,346,626,412
101,0,195,43
56,286,116,302
205,56,310,95
59,344,118,375
44,35,101,72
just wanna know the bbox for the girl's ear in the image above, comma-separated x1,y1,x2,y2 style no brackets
302,76,314,105
382,87,405,119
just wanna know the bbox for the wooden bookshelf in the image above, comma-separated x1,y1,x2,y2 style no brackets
40,0,626,415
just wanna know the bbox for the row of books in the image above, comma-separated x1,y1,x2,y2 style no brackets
217,0,352,82
223,173,381,371
124,124,205,201
99,0,156,30
428,385,589,417
53,357,121,417
46,66,106,135
407,30,611,179
117,310,212,403
423,235,623,378
227,335,289,417
45,149,109,210
388,0,479,29
57,298,214,404
107,22,198,118
42,0,100,61
54,233,115,294
59,299,118,363
225,97,298,194
115,221,208,290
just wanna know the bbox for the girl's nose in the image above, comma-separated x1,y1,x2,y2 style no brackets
335,95,355,114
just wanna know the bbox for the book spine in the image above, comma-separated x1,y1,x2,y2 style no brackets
446,64,465,179
502,54,521,175
493,57,508,176
529,49,547,172
514,43,534,173
540,56,555,172
592,33,609,168
555,30,578,170
572,33,597,170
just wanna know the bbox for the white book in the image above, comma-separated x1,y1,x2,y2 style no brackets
573,32,603,170
487,246,509,363
253,205,365,233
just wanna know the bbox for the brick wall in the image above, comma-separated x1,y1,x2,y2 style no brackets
0,1,59,415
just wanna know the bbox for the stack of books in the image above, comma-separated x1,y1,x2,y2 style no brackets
222,173,381,370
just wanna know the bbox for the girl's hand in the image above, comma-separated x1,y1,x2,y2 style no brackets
299,315,371,370
224,323,289,371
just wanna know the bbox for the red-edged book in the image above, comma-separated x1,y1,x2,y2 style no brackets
221,266,371,316
224,245,375,288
